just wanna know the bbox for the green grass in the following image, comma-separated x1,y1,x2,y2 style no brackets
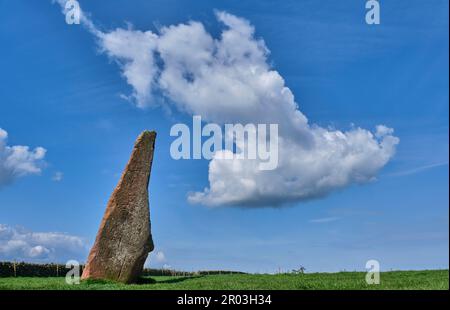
0,270,447,290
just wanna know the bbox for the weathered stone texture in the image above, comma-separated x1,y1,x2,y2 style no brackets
81,131,156,283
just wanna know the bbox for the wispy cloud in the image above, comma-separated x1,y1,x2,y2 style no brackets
52,171,64,182
309,217,341,224
388,162,448,177
0,224,88,263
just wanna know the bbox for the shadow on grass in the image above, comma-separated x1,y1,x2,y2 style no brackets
81,275,204,286
82,278,119,285
136,277,157,284
158,275,204,284
137,275,204,285
82,277,157,285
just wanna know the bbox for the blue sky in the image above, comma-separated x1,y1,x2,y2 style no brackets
0,0,448,273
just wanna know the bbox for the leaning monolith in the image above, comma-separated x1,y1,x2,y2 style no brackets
81,130,156,283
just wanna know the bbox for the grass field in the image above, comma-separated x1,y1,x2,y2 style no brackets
0,270,447,290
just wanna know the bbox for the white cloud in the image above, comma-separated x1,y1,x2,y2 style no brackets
144,250,167,268
55,5,399,207
188,126,399,207
0,128,46,189
99,28,158,107
154,251,166,263
0,224,87,262
52,171,64,182
309,217,341,224
29,245,51,258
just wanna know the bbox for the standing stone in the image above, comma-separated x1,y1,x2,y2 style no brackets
81,131,156,283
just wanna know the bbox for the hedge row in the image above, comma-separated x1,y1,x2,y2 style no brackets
0,262,245,278
0,262,81,277
141,269,246,277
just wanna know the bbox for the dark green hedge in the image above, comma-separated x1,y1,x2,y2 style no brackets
0,262,81,277
0,262,245,277
141,269,246,277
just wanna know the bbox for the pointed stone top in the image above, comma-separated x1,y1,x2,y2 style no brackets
134,130,157,149
140,130,157,137
136,130,156,141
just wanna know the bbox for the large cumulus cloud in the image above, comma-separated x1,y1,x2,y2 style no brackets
57,4,399,207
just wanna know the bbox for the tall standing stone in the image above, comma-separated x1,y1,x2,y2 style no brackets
81,131,156,283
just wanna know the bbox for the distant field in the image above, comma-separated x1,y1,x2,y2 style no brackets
0,270,448,290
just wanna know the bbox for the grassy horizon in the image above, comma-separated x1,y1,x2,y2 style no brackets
0,270,448,290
